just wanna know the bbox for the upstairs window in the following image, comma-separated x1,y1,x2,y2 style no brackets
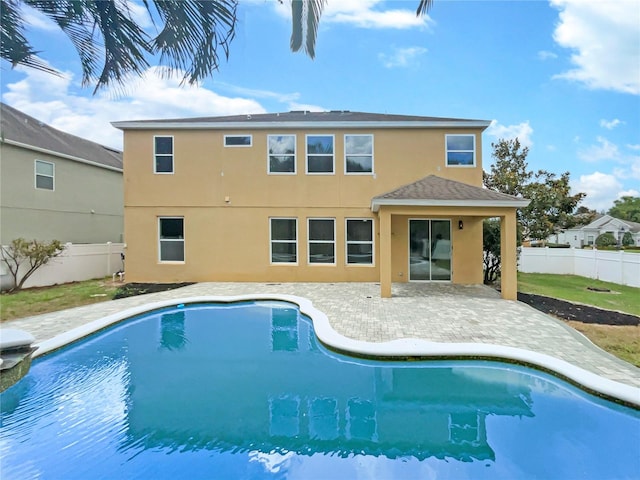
308,218,336,265
346,219,373,265
306,135,334,174
270,218,297,264
446,134,475,166
35,160,54,190
345,134,373,174
154,136,174,173
268,135,296,174
224,135,252,147
159,217,184,262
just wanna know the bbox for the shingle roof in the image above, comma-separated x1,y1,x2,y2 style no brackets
371,175,529,211
112,110,491,130
1,103,122,170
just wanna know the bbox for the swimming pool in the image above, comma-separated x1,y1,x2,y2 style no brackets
1,300,639,479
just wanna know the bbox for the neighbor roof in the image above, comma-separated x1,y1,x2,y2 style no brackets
1,103,122,171
371,175,529,211
112,110,491,130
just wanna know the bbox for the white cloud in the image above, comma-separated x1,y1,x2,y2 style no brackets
599,118,623,130
626,144,640,151
537,50,558,60
2,66,267,149
20,3,59,31
379,46,427,68
577,136,619,162
273,0,432,30
550,0,640,95
572,172,625,211
486,120,534,148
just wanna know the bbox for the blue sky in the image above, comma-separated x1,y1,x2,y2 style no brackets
1,0,639,212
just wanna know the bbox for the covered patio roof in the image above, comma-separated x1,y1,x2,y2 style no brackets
371,175,530,301
371,175,529,212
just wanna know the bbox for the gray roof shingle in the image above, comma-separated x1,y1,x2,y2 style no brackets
372,175,529,211
112,110,491,129
1,103,122,170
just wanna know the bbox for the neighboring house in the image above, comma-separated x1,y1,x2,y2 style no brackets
113,111,528,299
0,103,123,244
549,214,640,247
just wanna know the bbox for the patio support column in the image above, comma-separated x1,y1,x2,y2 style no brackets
500,211,518,300
379,208,392,298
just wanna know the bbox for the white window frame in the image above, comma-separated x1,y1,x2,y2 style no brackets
224,134,252,147
307,218,336,266
268,134,297,175
344,134,374,175
345,218,374,266
270,217,298,265
154,135,174,174
34,159,55,191
305,134,335,175
445,134,476,167
158,216,185,263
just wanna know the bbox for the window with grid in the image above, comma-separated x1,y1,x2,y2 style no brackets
306,135,334,174
268,135,296,174
445,134,475,166
159,217,184,262
35,160,54,190
154,136,174,173
308,218,335,264
270,218,297,264
345,134,373,174
346,219,373,265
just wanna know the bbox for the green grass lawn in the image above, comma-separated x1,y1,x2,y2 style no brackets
518,272,640,317
0,278,119,322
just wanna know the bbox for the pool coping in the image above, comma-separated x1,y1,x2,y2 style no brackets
33,294,640,408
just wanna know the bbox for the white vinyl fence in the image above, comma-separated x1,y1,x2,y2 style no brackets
519,247,640,288
0,243,125,290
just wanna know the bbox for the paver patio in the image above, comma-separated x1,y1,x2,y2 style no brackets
3,282,639,389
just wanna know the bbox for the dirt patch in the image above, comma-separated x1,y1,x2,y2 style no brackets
518,292,639,327
113,283,194,300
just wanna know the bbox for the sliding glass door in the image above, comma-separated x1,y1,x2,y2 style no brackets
409,219,451,281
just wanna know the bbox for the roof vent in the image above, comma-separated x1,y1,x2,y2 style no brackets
247,114,251,119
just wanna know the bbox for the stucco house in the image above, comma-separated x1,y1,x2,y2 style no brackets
549,214,640,248
113,111,528,299
0,103,123,244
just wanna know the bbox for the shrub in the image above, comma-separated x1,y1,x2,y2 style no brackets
622,231,634,247
595,232,617,248
1,238,65,292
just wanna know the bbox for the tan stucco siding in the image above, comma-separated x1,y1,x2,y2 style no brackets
0,143,123,243
123,127,484,209
122,125,491,285
124,206,381,283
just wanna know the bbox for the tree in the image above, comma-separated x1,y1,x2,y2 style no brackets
608,196,640,222
1,238,65,292
483,138,586,241
2,0,237,92
521,171,585,242
622,231,634,247
482,218,501,284
2,1,433,92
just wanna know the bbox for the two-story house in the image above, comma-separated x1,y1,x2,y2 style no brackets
113,111,527,299
0,103,124,244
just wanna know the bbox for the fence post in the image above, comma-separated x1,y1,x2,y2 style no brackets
107,242,112,276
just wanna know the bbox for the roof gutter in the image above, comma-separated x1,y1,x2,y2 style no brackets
371,198,531,212
111,120,493,131
1,139,123,173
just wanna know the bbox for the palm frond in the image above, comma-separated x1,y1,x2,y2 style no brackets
290,0,326,59
416,0,434,16
0,0,60,75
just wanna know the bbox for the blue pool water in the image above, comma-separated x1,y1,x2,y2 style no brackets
1,301,639,479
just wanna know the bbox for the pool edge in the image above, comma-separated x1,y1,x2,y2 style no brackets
32,294,640,408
